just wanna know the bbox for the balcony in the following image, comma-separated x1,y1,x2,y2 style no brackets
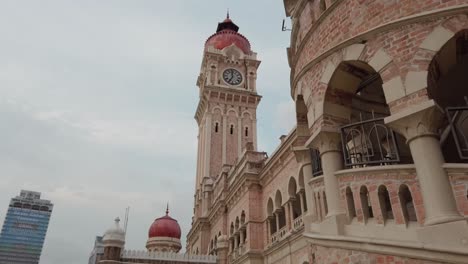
293,215,304,230
341,117,401,168
446,104,468,160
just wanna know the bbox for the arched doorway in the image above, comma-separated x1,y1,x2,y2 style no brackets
324,60,412,167
428,30,468,162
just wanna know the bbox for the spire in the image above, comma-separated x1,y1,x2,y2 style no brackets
227,9,230,19
166,203,169,216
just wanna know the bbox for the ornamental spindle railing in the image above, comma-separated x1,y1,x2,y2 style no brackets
446,98,468,160
340,113,400,168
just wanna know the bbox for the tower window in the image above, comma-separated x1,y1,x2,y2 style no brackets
230,125,234,135
245,127,249,137
215,122,219,133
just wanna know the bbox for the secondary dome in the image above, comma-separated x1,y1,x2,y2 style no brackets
103,217,125,243
205,14,251,54
148,208,181,239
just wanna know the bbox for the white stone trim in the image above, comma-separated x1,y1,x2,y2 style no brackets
382,76,406,103
368,49,392,73
343,44,366,61
420,26,455,52
405,71,428,95
320,61,337,84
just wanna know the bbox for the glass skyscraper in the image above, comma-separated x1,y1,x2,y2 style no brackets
0,190,53,264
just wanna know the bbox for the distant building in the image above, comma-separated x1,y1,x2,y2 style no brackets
88,236,104,264
97,209,216,264
0,190,53,264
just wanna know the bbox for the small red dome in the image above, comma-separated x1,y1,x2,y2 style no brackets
148,212,181,239
205,16,251,54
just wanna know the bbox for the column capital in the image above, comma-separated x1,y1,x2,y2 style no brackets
385,100,444,143
216,235,229,249
306,130,342,154
292,146,312,165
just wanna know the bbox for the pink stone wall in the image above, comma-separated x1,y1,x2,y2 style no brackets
448,171,468,216
241,110,254,152
227,110,238,165
313,245,447,264
338,170,425,225
210,108,223,178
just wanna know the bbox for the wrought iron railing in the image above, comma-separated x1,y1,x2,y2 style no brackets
311,148,323,176
340,116,400,168
446,103,468,160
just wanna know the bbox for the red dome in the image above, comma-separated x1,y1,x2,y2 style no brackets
205,16,251,54
148,213,181,239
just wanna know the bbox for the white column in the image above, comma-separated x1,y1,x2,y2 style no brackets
386,101,462,225
275,212,280,232
321,150,343,217
299,192,305,215
311,132,345,217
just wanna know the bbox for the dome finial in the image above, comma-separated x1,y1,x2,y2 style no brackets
166,203,169,216
227,8,230,19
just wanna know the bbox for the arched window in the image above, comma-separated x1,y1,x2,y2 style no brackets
245,127,249,137
399,184,417,223
427,29,468,162
360,186,373,221
346,187,356,219
241,211,246,224
275,190,286,229
230,124,234,135
215,122,219,133
378,185,393,221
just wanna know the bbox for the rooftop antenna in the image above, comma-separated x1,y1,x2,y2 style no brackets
123,207,130,238
282,19,292,31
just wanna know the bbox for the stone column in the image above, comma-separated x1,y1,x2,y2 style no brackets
216,235,229,264
266,218,271,242
275,212,280,232
239,230,245,246
293,147,317,228
299,191,306,215
386,101,462,225
310,131,345,217
234,235,239,249
289,200,295,220
284,203,291,230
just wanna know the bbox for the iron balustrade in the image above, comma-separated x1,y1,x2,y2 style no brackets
310,148,323,177
446,102,468,160
340,117,400,168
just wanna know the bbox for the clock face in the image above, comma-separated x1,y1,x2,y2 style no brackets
223,69,243,86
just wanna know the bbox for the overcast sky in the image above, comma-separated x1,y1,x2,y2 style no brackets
0,1,293,263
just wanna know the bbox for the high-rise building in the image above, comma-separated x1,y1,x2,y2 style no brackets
0,190,53,264
88,236,104,264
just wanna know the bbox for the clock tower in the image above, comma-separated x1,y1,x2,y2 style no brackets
188,14,261,254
